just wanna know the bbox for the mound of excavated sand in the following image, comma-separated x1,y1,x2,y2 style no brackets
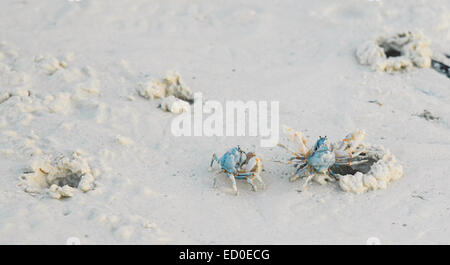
356,31,432,72
137,71,194,113
18,152,96,199
337,146,403,193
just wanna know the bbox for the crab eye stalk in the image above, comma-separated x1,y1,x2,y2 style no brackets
237,145,247,155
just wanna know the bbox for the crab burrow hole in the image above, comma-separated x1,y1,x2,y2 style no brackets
336,146,403,194
18,152,96,199
379,41,402,58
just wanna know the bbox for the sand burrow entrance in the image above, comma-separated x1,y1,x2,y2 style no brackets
19,152,96,199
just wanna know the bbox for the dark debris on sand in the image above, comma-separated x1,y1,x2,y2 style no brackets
415,110,440,121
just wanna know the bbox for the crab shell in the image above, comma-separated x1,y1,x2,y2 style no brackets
307,139,336,173
218,147,246,174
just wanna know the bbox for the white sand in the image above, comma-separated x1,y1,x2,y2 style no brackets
0,0,450,244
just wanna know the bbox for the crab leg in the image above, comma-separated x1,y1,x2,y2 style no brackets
210,153,219,169
277,143,303,158
302,175,314,190
335,149,365,159
212,171,220,188
254,173,265,190
289,156,306,161
243,172,265,191
270,159,291,165
335,155,368,164
328,169,339,179
294,161,307,169
246,177,258,192
227,173,239,196
289,165,308,182
290,175,301,182
334,159,369,166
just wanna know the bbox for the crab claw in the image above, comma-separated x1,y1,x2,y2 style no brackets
282,125,308,156
337,130,367,152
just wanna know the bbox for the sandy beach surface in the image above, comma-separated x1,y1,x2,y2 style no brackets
0,0,449,244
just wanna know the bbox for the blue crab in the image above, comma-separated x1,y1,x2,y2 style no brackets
277,126,369,190
210,146,265,195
